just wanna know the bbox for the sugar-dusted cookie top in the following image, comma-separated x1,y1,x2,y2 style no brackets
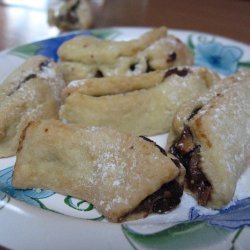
168,69,250,208
0,55,66,157
13,119,184,222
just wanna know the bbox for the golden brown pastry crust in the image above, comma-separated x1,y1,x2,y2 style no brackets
13,119,181,222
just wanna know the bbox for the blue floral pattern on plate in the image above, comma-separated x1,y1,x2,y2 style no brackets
122,198,250,249
10,30,91,61
0,167,54,207
190,198,250,230
194,41,243,75
9,28,121,62
188,35,250,75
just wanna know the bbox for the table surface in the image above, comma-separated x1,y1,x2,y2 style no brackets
0,0,249,52
0,0,249,249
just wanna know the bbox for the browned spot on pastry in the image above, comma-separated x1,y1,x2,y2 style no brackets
164,67,190,78
139,136,167,156
44,128,49,132
167,52,177,63
17,121,34,153
173,126,195,154
195,118,212,148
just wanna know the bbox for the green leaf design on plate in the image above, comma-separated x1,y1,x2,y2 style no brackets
64,196,105,220
31,197,59,214
77,199,94,211
238,61,250,68
230,227,244,250
64,195,94,211
90,28,122,40
122,221,235,250
33,197,105,221
187,35,196,51
9,43,42,58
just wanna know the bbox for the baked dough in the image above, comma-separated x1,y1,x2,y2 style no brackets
13,119,185,222
57,27,193,82
60,67,219,136
0,56,65,157
167,69,250,208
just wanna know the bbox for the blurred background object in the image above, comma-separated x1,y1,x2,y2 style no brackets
0,0,249,50
48,0,93,31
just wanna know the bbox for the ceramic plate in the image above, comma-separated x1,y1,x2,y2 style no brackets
0,27,250,250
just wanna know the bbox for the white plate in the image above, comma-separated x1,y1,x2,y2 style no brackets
0,27,250,250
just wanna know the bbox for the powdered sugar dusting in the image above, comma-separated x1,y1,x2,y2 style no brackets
40,61,65,101
73,126,173,215
192,71,250,177
83,130,135,212
37,65,56,79
68,79,87,88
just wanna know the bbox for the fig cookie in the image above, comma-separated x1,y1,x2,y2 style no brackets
60,67,219,136
57,26,193,82
13,119,185,222
167,69,250,208
0,55,65,158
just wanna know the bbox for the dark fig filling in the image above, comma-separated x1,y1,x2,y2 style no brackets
7,60,50,97
167,52,177,63
129,63,136,71
169,126,212,206
130,179,183,218
164,67,190,79
187,106,203,121
7,74,36,97
119,137,184,221
39,60,50,71
94,70,104,78
119,179,183,222
146,59,155,73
